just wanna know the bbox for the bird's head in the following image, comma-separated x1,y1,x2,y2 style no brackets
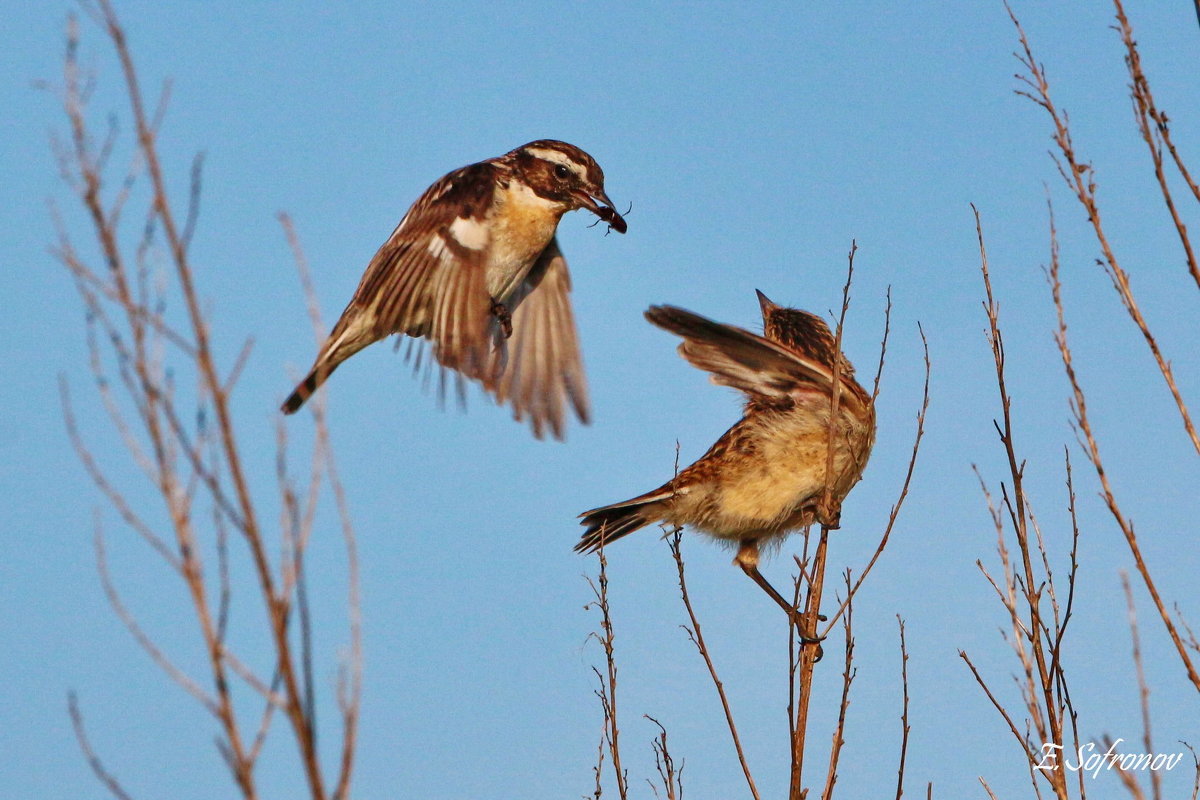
756,289,852,374
510,140,627,233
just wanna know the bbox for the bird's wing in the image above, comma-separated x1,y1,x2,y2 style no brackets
644,305,868,416
485,238,590,440
331,160,499,379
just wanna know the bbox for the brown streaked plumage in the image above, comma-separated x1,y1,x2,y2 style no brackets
577,290,875,604
281,140,626,440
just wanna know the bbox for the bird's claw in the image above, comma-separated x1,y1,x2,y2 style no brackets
816,500,842,530
490,298,513,338
789,610,826,662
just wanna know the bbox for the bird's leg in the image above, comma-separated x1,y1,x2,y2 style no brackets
739,560,798,615
734,542,824,653
489,297,513,339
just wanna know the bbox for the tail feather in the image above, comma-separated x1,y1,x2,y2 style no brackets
576,490,674,554
281,360,339,414
281,311,376,415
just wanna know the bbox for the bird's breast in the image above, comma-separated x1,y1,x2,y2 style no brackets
688,407,873,537
486,181,567,300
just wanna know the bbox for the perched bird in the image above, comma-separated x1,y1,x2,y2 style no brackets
281,140,626,439
577,291,875,611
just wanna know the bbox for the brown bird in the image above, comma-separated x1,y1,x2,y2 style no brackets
281,140,626,440
577,290,875,613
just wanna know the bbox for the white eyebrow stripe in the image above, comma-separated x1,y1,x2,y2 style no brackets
525,147,586,178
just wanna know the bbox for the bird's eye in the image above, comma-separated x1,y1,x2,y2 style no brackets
554,163,571,179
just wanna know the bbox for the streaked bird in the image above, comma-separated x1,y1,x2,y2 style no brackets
577,290,875,611
281,140,626,439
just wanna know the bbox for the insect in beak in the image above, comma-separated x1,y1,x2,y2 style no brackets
574,187,627,233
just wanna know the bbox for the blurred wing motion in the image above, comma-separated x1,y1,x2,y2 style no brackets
281,163,499,414
486,238,590,440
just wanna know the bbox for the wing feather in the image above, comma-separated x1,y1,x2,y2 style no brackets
487,239,590,439
331,161,498,374
644,305,868,416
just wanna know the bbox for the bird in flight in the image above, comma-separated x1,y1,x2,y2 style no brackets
282,140,626,440
577,290,875,615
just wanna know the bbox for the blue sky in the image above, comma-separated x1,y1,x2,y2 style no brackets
4,2,1200,798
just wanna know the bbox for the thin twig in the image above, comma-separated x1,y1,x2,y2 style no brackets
68,692,136,800
872,287,892,405
669,532,760,800
94,522,217,714
278,214,362,800
585,543,628,800
960,650,1039,766
646,715,684,800
821,325,929,636
1122,573,1160,800
820,572,856,800
895,616,911,800
1008,1,1200,460
56,7,359,798
970,202,1072,799
1113,0,1200,289
1046,191,1200,691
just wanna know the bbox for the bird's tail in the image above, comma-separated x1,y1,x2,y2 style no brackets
281,310,378,415
575,488,674,554
281,358,340,414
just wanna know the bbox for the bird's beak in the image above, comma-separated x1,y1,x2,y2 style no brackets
574,186,627,233
756,289,778,315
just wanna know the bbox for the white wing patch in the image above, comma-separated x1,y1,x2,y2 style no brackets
448,216,489,250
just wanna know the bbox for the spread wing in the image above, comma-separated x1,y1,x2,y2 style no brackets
332,160,499,378
485,238,590,440
644,305,869,416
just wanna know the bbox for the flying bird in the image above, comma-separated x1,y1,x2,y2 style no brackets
577,291,875,612
281,140,626,439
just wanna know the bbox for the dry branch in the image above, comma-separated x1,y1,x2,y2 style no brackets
54,5,360,798
585,545,629,800
669,532,760,800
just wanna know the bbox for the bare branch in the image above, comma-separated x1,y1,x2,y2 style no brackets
1007,2,1200,456
68,692,136,800
1112,0,1200,289
895,616,911,800
1047,193,1200,691
585,543,628,800
871,286,892,405
94,523,217,713
1122,573,1160,800
62,379,180,571
820,572,856,800
960,650,1039,766
646,715,684,800
54,7,359,798
822,324,929,636
668,532,760,800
